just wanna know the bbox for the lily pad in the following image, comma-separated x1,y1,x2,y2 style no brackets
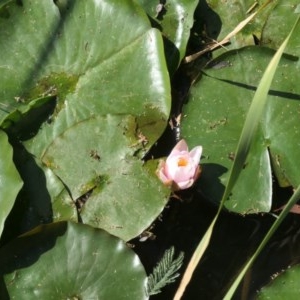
40,114,168,240
137,0,199,73
0,222,148,300
0,0,171,140
0,131,23,238
257,264,300,299
207,0,300,57
207,0,270,49
0,0,171,240
260,0,300,57
181,46,300,213
1,95,56,141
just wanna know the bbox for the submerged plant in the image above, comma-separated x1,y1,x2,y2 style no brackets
146,246,184,296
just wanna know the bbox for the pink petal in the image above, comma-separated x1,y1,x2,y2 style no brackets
157,140,203,191
165,155,181,179
157,169,170,184
177,179,194,189
166,150,188,165
156,161,171,184
172,162,195,183
171,139,188,154
193,165,201,181
189,146,202,164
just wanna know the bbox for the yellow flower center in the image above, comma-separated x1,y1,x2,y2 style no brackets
177,157,188,167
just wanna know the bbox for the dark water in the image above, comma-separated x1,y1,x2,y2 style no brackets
131,188,300,299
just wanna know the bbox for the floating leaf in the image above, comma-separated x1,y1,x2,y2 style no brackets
1,95,56,141
0,131,23,238
182,46,300,213
137,0,199,73
39,114,168,241
207,0,274,51
260,0,300,56
0,222,148,300
0,0,171,240
257,264,300,299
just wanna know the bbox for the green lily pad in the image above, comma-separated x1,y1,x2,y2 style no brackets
0,0,170,240
260,0,300,57
43,166,78,222
7,141,77,235
207,0,270,49
0,0,171,138
0,131,23,238
40,114,168,240
207,0,300,58
1,95,56,141
181,46,300,213
257,264,300,299
137,0,199,73
0,222,148,300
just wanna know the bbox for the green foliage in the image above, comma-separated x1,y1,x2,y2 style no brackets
176,11,300,300
207,0,300,56
257,264,300,299
146,246,184,296
0,0,300,298
182,43,300,214
0,131,23,238
1,95,56,141
0,0,172,241
0,0,199,295
0,222,148,299
226,184,300,299
137,0,199,74
260,0,300,57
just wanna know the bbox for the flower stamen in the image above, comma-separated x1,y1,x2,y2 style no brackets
177,157,188,167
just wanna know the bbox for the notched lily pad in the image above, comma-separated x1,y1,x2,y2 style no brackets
182,46,300,214
39,115,168,240
1,0,171,240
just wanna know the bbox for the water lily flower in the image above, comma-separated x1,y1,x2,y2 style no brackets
156,139,202,191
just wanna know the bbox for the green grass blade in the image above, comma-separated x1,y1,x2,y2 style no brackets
174,216,217,300
220,18,299,207
223,16,300,299
224,184,300,299
174,15,300,300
